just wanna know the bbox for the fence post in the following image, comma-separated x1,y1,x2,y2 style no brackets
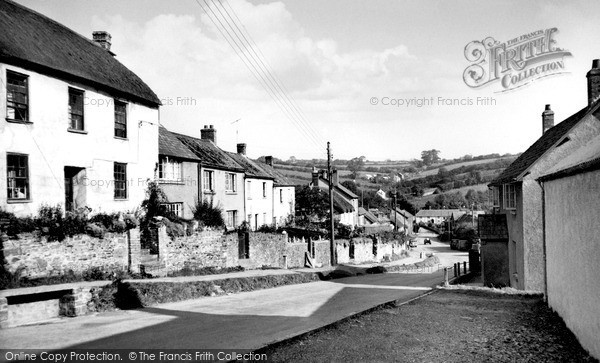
463,261,467,275
443,267,449,286
453,263,458,277
457,263,461,277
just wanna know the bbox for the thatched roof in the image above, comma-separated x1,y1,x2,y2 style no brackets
0,0,160,107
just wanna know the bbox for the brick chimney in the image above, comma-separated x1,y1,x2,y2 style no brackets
92,31,112,51
587,59,600,106
332,169,339,186
201,125,216,144
542,104,554,134
312,167,320,186
237,143,246,155
265,156,273,167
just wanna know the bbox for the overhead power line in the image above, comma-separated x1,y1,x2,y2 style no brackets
193,0,326,156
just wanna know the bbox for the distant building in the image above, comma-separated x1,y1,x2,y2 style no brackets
1,1,160,216
158,126,295,230
310,169,359,226
415,209,464,225
376,189,388,200
422,187,440,197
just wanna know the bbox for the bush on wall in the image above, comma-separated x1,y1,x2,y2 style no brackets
0,206,138,242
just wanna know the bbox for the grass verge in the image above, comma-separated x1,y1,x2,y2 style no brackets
89,272,320,312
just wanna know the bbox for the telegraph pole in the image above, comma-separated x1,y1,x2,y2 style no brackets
327,142,336,266
393,191,397,232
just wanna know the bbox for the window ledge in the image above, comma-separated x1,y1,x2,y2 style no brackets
6,118,33,125
68,128,88,134
203,191,215,195
114,136,128,141
7,199,32,204
226,191,237,195
158,180,185,185
114,198,128,201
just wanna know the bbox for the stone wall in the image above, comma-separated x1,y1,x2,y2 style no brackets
285,241,308,268
2,231,129,279
335,237,406,264
159,227,228,272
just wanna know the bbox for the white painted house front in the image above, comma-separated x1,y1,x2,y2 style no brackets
0,1,160,217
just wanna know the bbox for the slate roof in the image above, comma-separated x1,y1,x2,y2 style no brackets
226,152,273,180
416,209,464,219
0,0,160,107
172,132,244,172
490,103,597,185
158,126,200,161
539,133,600,181
359,207,379,223
260,163,295,187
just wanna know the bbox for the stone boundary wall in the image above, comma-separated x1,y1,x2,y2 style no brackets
2,232,129,279
159,228,228,272
2,227,407,279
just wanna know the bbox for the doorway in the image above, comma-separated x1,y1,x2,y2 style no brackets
64,167,86,211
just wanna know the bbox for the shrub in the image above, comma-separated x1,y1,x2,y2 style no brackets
257,224,277,233
0,208,36,237
162,217,186,238
37,204,65,241
63,208,90,237
123,214,139,229
192,199,225,228
85,223,106,239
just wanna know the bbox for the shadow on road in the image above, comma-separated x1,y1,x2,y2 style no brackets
63,273,443,350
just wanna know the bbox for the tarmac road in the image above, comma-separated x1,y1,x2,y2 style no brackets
0,272,444,351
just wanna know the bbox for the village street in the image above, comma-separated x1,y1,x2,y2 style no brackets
0,235,467,352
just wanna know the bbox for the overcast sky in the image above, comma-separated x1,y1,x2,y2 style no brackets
16,0,600,161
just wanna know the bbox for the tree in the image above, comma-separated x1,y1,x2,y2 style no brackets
362,190,388,211
421,149,441,166
341,180,358,195
347,157,365,179
295,186,329,225
288,156,297,163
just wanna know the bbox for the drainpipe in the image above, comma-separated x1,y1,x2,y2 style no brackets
538,179,548,301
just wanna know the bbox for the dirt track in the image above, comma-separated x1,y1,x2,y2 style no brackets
261,289,597,363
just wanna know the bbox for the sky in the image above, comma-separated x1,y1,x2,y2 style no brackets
15,0,600,161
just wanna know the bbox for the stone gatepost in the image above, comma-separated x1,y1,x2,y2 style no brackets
59,287,91,317
0,297,8,328
128,228,141,274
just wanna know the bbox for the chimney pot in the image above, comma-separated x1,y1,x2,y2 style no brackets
92,31,112,51
209,125,214,129
542,104,554,135
237,143,247,155
587,58,600,106
265,156,273,167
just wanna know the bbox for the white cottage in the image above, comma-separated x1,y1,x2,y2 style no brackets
0,1,160,216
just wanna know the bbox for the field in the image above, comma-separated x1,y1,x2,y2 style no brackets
407,156,515,179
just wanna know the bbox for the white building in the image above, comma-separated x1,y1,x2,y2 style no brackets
0,1,160,216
